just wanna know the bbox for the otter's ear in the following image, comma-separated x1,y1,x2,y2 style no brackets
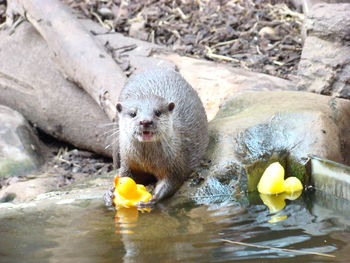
168,102,175,112
116,103,123,113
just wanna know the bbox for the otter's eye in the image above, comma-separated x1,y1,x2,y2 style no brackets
154,110,162,117
129,112,136,118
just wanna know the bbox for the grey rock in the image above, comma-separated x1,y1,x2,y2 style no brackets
297,4,350,98
304,3,350,41
258,26,279,41
0,176,63,203
0,105,45,178
97,7,114,20
298,36,350,97
129,21,148,41
290,1,350,16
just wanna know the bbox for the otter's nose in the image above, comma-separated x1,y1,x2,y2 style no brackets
140,120,153,128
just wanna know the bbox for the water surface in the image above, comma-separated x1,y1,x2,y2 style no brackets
0,192,349,263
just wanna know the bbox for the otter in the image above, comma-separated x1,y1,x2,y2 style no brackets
106,69,208,206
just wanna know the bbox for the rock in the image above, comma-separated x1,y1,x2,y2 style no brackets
97,7,114,20
297,4,350,99
298,36,350,97
158,53,297,120
0,105,45,178
129,20,148,41
0,176,64,202
304,3,350,41
187,91,350,199
290,0,350,15
258,26,279,41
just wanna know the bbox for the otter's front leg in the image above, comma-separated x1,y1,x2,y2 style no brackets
103,185,115,207
138,176,184,207
119,163,134,178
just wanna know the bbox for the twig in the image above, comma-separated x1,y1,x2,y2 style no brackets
0,21,6,29
91,11,111,30
176,7,188,20
57,156,81,168
113,44,138,52
220,239,335,258
273,60,284,66
212,39,238,48
205,46,240,62
256,45,262,55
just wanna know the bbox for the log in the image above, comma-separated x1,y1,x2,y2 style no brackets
0,23,113,157
5,0,127,121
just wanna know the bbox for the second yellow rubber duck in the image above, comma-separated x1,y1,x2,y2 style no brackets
257,162,303,195
113,176,152,207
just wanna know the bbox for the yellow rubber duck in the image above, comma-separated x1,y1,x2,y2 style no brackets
284,177,303,194
114,206,151,234
113,176,152,208
260,191,302,213
257,162,303,195
260,191,302,223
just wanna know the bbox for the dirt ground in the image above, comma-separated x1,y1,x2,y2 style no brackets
64,0,303,80
0,0,304,190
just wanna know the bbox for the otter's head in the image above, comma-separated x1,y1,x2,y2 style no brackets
116,95,175,143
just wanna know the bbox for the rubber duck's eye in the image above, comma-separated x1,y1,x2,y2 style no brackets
129,112,137,118
154,110,162,117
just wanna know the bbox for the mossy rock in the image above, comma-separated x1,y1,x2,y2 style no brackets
0,158,37,178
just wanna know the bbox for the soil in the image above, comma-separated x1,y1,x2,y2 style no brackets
41,148,113,182
63,0,304,80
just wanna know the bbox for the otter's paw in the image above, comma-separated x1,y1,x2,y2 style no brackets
104,186,115,207
137,198,156,208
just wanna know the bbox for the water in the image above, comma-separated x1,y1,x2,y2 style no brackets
0,191,349,263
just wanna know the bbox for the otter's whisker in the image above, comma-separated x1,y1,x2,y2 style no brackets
101,128,119,136
106,130,119,138
98,122,118,128
105,139,118,149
